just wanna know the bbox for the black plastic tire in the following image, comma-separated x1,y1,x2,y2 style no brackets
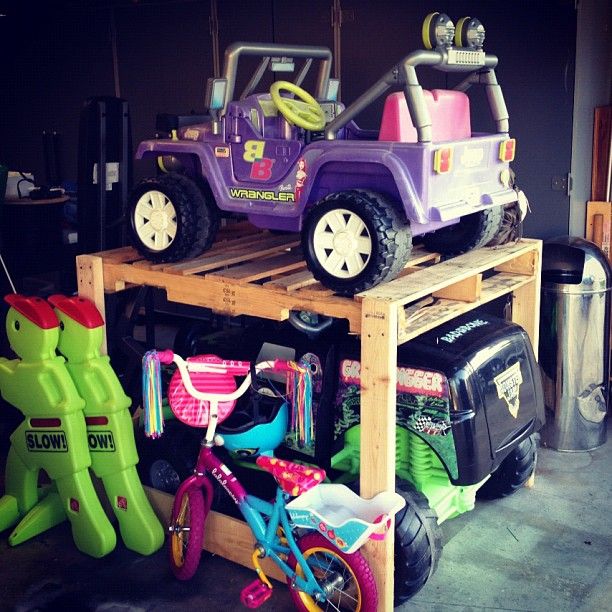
422,206,503,256
487,200,524,246
477,434,538,499
136,420,200,494
348,478,442,606
302,190,412,296
488,170,526,247
128,173,219,263
173,320,216,357
394,478,443,606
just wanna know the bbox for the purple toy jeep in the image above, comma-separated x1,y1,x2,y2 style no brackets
128,13,527,295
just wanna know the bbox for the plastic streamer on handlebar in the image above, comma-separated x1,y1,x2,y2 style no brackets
142,350,165,438
286,360,313,448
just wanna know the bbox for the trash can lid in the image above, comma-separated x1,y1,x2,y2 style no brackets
542,236,611,293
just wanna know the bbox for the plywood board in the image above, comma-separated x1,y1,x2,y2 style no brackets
586,201,611,263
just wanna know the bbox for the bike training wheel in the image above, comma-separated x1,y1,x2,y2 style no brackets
136,419,200,494
169,485,205,580
287,532,378,611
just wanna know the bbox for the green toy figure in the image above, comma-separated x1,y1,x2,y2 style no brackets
48,294,164,556
0,294,116,557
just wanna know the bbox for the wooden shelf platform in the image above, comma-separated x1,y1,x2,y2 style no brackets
77,225,541,347
76,227,542,611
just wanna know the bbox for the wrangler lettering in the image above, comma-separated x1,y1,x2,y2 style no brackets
228,188,295,203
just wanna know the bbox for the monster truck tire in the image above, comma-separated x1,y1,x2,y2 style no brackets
422,205,503,256
394,478,443,605
128,173,219,263
487,200,524,246
477,434,538,499
302,190,412,296
349,478,442,606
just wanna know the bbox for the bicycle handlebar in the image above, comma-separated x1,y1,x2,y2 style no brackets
156,350,304,404
155,349,175,365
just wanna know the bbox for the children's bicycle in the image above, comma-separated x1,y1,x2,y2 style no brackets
143,350,404,611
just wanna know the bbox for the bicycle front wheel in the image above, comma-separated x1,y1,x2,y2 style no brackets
169,485,205,580
287,532,378,611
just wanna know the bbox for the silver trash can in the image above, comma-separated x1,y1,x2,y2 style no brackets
539,237,610,451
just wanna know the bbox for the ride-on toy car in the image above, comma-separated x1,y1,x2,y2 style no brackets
329,312,544,604
128,13,527,295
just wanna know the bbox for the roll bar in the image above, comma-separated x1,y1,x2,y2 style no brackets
324,48,507,143
221,42,333,115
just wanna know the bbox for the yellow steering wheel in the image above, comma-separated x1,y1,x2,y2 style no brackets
269,81,326,131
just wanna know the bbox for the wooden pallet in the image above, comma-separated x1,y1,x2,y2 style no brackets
77,225,540,346
76,228,542,611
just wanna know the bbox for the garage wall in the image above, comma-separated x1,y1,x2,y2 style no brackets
0,3,115,186
0,0,581,240
113,1,216,179
569,0,612,237
338,0,577,239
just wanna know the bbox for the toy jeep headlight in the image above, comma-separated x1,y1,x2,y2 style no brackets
422,12,455,50
455,17,485,50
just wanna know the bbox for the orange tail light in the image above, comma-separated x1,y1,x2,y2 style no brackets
499,139,516,162
433,147,453,173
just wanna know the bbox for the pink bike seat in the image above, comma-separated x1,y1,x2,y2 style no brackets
256,456,326,497
167,354,238,428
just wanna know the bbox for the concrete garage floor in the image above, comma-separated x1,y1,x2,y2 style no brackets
0,424,610,612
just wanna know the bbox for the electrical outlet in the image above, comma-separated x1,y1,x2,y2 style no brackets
551,175,568,192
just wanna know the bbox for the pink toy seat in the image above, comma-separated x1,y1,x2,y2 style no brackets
379,89,471,143
256,456,326,497
167,354,238,428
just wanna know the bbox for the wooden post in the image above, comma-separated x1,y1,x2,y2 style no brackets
510,242,542,358
76,254,108,354
360,297,397,611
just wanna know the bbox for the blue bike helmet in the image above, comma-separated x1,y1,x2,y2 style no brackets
218,389,288,457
